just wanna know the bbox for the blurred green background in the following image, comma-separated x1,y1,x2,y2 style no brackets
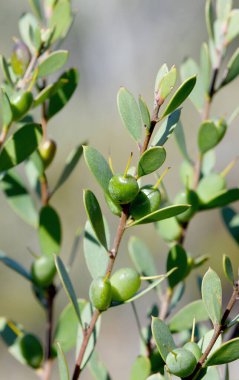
0,0,239,379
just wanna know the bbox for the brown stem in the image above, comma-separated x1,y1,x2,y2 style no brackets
40,175,49,205
141,104,161,154
185,281,239,380
72,206,130,379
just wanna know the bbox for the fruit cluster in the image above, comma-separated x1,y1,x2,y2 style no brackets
89,267,141,311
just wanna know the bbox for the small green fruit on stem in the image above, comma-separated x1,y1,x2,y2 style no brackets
89,277,112,311
10,91,33,121
130,185,161,219
111,267,141,302
166,347,197,377
38,139,57,169
108,174,139,204
31,255,56,288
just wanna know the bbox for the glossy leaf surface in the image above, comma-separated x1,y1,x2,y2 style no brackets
151,317,176,361
39,206,61,255
167,244,188,288
137,147,166,177
206,338,239,365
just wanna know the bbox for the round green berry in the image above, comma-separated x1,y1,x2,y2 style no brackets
11,91,33,121
111,267,141,302
166,348,197,377
19,333,43,368
38,139,57,169
31,255,56,288
108,174,139,204
183,342,202,361
89,277,112,311
130,185,161,219
174,190,199,223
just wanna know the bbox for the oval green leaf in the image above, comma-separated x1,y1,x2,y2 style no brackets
222,254,234,285
198,121,219,154
169,300,208,332
200,189,239,210
201,268,222,325
138,95,150,129
38,50,69,78
56,342,70,380
117,87,142,142
129,204,190,226
206,338,239,366
221,48,239,86
152,108,181,147
83,146,112,194
0,123,42,172
55,256,82,325
130,356,151,380
0,250,32,282
167,244,188,289
137,147,166,177
39,205,62,255
83,189,108,250
151,317,176,362
128,237,157,277
162,75,196,118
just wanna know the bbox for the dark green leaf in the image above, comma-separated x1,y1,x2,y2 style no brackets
33,78,68,107
56,342,70,380
221,48,239,86
38,50,69,78
152,109,181,147
206,338,239,365
0,123,42,172
151,317,176,361
47,68,79,119
76,303,101,369
0,251,32,281
169,300,208,332
117,87,142,142
128,204,190,226
0,170,38,227
137,147,166,177
201,268,222,325
83,146,112,194
83,190,108,250
162,76,196,118
128,237,157,277
200,189,239,210
158,66,177,100
83,221,109,279
52,144,84,195
0,55,14,86
49,0,73,43
53,300,87,353
39,206,62,255
167,244,188,288
55,256,82,325
130,356,151,380
1,89,13,127
221,207,239,245
139,95,150,128
89,351,112,380
222,255,234,284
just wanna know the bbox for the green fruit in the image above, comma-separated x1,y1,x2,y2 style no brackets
31,255,56,288
174,190,199,223
183,342,202,361
197,173,226,203
38,139,57,169
105,193,122,216
130,185,161,219
108,174,139,204
19,333,43,368
11,40,30,76
89,277,112,311
166,348,197,377
11,91,33,121
111,267,141,302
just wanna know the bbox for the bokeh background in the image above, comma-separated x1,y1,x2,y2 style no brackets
0,0,239,379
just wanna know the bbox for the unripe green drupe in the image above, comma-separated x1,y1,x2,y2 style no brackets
31,255,56,288
166,348,197,377
130,185,161,219
111,267,141,302
19,333,43,368
38,139,57,169
11,91,33,121
108,174,139,204
89,277,112,311
183,342,202,361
